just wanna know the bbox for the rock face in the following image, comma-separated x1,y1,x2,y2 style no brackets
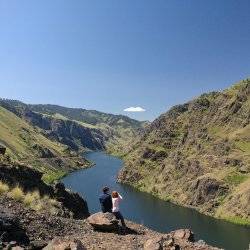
189,177,228,206
0,164,89,219
86,212,119,231
54,182,89,219
0,99,145,154
118,79,250,222
23,110,106,151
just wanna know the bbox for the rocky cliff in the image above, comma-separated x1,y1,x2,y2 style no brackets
118,79,250,224
0,100,145,155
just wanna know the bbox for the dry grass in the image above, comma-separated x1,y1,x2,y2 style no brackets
7,186,25,201
0,181,9,194
0,181,58,213
0,106,72,170
23,191,40,206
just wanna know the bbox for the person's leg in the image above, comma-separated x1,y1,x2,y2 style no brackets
115,211,126,227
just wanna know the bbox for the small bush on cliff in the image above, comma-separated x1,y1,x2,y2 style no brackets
23,191,40,206
0,181,9,194
8,186,24,201
0,181,58,213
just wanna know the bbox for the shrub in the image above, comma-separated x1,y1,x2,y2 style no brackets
0,181,9,194
32,202,43,211
7,186,24,201
23,191,40,206
2,183,59,214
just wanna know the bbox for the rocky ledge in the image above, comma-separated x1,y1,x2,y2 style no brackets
0,196,221,250
0,164,89,219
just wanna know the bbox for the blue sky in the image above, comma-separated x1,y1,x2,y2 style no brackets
0,1,249,121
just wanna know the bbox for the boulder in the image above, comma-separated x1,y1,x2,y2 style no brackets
144,236,163,250
43,238,86,250
170,229,194,242
144,235,177,250
86,212,119,231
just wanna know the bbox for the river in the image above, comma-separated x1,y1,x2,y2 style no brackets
62,151,250,250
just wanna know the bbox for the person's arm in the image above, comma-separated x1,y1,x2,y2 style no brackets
118,193,123,200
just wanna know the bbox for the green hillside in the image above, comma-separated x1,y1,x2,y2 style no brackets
0,106,88,182
118,78,250,225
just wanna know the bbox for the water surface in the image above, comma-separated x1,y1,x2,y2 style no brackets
62,151,250,250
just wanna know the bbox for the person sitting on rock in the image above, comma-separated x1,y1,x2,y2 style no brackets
99,186,112,213
112,191,126,228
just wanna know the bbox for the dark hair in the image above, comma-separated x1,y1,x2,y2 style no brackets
102,186,109,193
112,191,118,198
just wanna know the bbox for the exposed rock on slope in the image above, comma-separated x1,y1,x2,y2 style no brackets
0,100,145,155
0,105,89,180
118,79,250,223
0,163,89,219
0,100,105,151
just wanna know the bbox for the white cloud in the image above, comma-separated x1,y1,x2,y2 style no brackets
123,106,146,112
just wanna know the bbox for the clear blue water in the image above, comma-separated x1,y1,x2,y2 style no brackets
62,151,250,250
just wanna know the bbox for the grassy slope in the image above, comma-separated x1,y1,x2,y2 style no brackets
0,106,87,182
119,79,250,225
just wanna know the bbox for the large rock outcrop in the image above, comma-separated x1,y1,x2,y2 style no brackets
86,212,119,231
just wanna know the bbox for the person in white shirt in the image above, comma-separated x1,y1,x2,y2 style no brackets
111,191,126,228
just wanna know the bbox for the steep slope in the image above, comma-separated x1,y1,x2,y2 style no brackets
0,100,106,151
0,105,89,182
0,100,145,155
118,79,250,224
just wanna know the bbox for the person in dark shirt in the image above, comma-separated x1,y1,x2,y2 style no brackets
99,186,112,213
